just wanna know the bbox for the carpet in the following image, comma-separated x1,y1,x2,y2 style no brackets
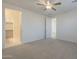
2,39,77,59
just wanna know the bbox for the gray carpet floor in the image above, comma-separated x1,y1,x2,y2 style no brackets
2,39,77,59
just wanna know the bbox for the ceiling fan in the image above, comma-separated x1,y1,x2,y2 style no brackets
36,0,61,11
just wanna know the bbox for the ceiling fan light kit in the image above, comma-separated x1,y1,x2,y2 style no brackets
46,5,51,9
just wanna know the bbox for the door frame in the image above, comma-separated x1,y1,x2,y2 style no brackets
3,3,22,48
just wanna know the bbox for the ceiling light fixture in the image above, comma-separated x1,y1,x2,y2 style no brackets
46,5,51,9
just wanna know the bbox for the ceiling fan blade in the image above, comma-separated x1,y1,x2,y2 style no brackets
51,7,56,11
53,2,61,5
72,0,77,3
44,0,48,4
36,3,45,6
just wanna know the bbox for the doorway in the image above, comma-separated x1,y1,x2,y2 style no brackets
5,8,22,48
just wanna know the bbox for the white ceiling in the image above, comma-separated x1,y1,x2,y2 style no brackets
3,0,77,17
